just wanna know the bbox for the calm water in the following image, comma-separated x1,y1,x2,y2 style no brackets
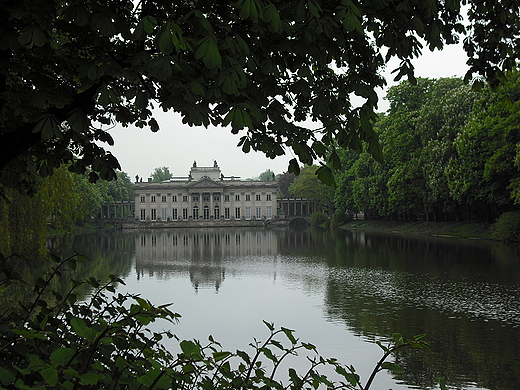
70,227,520,390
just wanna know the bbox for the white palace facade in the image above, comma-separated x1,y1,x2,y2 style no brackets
133,161,278,226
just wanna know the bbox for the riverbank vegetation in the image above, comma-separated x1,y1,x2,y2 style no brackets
0,168,134,255
284,74,520,239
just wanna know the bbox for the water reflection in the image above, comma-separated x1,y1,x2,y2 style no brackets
70,227,520,390
134,228,278,291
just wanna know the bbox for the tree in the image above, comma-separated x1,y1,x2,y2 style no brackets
277,172,297,198
447,71,520,221
258,169,275,181
1,0,519,194
289,165,335,213
150,166,173,182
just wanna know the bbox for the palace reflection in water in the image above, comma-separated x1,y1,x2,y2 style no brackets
134,228,279,291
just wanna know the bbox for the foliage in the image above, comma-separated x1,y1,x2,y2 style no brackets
290,165,335,213
332,76,520,224
150,166,173,182
447,71,520,221
0,254,434,390
1,0,520,194
277,172,297,198
0,166,88,255
258,169,276,181
490,211,520,241
310,211,329,227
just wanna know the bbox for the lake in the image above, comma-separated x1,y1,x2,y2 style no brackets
69,227,520,390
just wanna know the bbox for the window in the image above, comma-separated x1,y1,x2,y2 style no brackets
213,194,220,201
151,195,156,203
203,193,210,202
235,207,241,219
182,195,188,202
172,195,177,202
245,194,251,201
203,206,210,220
161,195,167,202
193,205,199,220
266,206,272,218
224,195,230,202
161,208,167,220
235,194,240,201
172,208,178,220
140,196,145,203
151,208,157,220
192,194,199,202
182,208,188,220
256,207,261,219
140,209,146,221
266,194,272,201
256,194,261,201
214,205,220,219
245,207,251,219
224,207,230,220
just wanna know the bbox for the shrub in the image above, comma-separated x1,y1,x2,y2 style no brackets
490,211,520,241
310,211,329,227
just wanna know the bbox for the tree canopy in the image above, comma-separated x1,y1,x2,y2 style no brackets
1,0,519,194
150,166,173,182
333,74,520,223
258,169,275,181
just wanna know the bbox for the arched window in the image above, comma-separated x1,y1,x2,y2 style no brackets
203,205,210,220
214,205,220,220
193,205,199,220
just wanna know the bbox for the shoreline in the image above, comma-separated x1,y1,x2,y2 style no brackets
338,220,492,240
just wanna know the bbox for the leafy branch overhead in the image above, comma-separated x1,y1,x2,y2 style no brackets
0,0,518,192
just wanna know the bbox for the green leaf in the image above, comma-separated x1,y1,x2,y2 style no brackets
262,320,274,331
316,166,335,186
381,361,403,374
18,26,47,47
80,373,98,385
281,327,296,344
288,158,301,175
196,37,222,69
335,366,360,386
392,333,404,345
70,318,96,341
307,0,322,18
40,367,58,386
68,109,89,134
0,367,15,386
158,24,174,55
180,340,202,359
213,351,231,362
33,114,61,140
50,347,75,367
143,15,158,33
90,13,115,36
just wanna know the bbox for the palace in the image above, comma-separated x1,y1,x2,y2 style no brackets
133,161,278,225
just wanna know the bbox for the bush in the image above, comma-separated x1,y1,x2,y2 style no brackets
490,211,520,241
330,211,352,228
0,253,434,390
310,211,329,227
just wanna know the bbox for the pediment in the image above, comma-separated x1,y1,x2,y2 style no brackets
187,177,225,189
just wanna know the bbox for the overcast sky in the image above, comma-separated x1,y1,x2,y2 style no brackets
105,42,469,181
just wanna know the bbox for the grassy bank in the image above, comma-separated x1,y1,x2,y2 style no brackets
339,220,492,240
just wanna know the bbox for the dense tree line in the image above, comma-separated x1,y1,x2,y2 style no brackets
333,74,520,224
0,168,134,254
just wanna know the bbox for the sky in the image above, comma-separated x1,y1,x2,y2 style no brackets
105,42,470,181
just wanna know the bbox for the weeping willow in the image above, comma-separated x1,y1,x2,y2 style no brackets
0,166,88,255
